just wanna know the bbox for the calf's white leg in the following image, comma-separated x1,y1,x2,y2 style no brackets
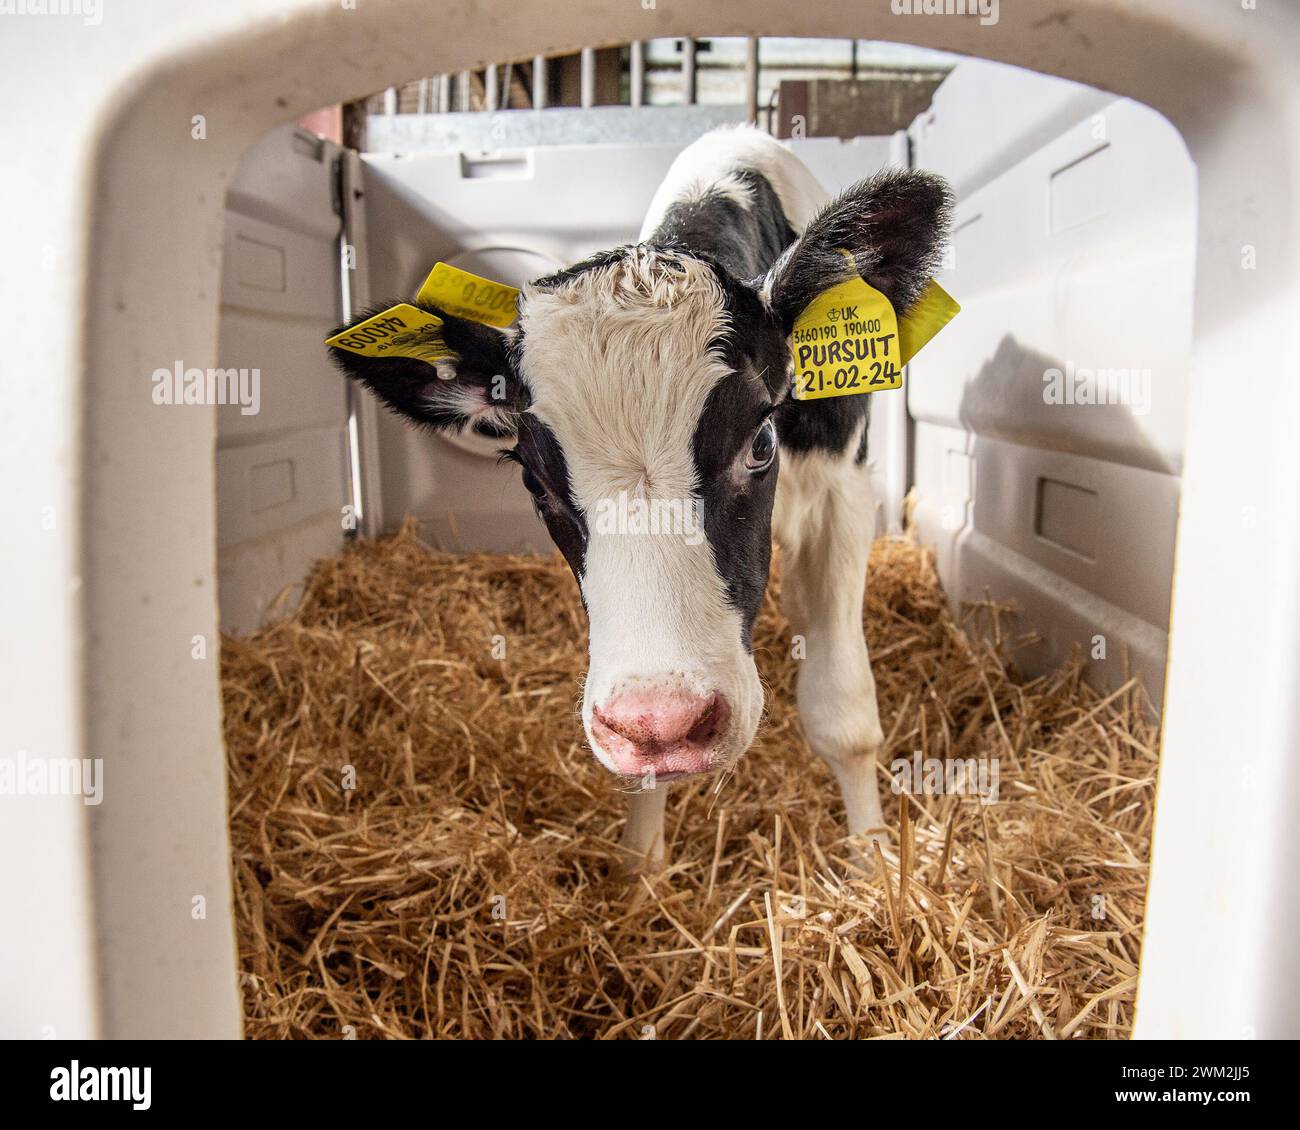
773,438,887,843
619,785,667,871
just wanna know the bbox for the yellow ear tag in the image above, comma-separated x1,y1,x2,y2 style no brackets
791,273,960,400
325,303,456,362
898,279,960,366
792,275,901,401
416,263,520,328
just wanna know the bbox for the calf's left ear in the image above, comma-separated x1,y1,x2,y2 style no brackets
761,168,953,332
327,303,525,438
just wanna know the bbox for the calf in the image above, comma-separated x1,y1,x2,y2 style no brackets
330,127,950,867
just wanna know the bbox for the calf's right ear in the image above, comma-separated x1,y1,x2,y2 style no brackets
327,302,526,437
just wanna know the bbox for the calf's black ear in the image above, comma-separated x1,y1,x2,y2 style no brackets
761,169,953,332
327,302,525,438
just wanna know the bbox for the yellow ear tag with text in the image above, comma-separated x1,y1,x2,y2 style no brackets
791,273,960,400
325,303,456,362
898,279,960,367
792,275,901,400
416,263,520,328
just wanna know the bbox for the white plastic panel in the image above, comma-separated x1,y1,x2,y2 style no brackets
909,61,1196,705
216,126,352,632
910,58,1113,199
361,133,896,549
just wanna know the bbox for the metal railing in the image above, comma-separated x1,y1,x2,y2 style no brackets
377,37,764,122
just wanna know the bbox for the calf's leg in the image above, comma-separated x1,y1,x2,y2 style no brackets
773,440,887,843
619,785,667,871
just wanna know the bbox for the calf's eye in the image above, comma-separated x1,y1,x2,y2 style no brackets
746,418,777,473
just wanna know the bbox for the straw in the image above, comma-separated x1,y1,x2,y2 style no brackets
224,519,1157,1039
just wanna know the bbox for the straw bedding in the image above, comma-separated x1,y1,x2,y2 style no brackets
223,520,1157,1039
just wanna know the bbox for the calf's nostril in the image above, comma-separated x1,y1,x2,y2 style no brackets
685,693,724,744
592,705,646,745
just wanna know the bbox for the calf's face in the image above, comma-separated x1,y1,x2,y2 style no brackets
516,250,787,780
329,170,950,783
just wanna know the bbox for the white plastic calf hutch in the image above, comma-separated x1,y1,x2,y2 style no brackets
2,1,1298,1040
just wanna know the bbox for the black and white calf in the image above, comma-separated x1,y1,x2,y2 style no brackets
330,127,951,867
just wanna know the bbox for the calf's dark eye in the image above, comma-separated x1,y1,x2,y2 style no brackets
746,418,777,473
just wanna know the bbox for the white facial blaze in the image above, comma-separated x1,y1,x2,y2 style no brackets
519,251,764,772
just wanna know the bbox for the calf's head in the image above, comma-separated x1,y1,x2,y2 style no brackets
330,171,949,783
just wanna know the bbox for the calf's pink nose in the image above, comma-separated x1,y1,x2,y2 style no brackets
591,686,730,778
